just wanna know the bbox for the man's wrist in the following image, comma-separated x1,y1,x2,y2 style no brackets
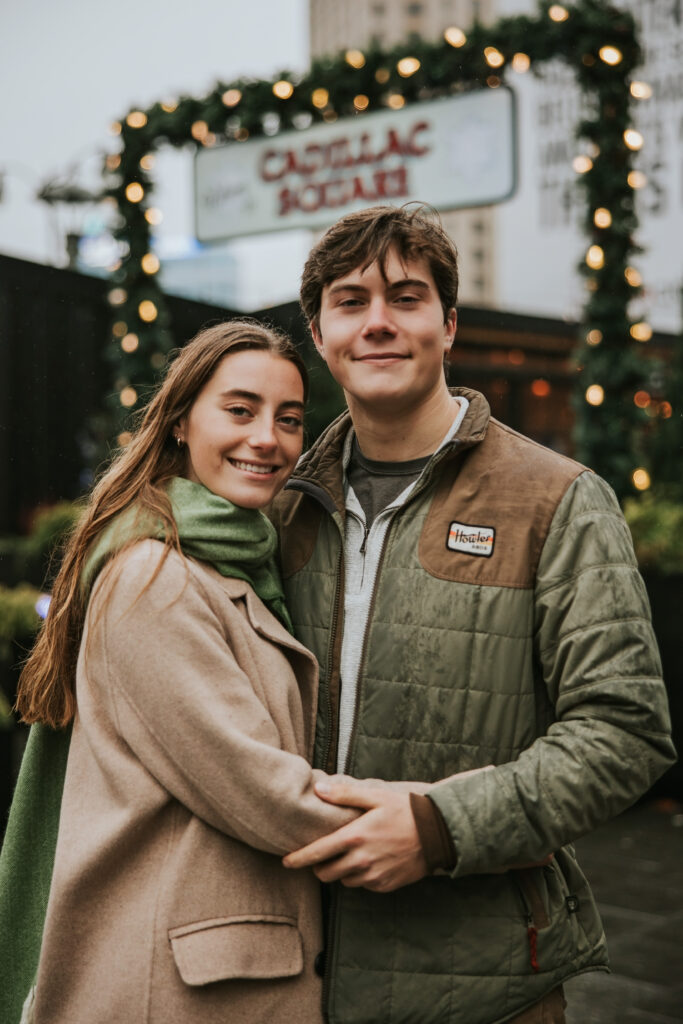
409,793,456,872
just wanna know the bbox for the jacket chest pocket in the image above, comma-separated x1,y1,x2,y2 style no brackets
169,915,303,985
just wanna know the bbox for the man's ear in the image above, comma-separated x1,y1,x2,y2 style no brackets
444,308,457,352
310,320,325,359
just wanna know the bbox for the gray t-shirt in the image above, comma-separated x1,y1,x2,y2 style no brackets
347,438,431,529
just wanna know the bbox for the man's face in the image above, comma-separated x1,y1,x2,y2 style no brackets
311,249,456,414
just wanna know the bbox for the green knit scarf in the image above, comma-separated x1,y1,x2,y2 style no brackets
0,476,291,1024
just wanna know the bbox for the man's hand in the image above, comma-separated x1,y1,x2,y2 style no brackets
283,779,427,892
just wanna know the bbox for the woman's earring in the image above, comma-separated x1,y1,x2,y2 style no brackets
176,435,183,448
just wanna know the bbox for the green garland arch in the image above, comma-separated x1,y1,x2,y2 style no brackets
103,0,653,498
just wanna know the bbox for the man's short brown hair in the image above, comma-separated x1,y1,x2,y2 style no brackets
300,204,459,331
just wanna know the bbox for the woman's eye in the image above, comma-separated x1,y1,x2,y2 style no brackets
279,416,303,429
227,405,252,418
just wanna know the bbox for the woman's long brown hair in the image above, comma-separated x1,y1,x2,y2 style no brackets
16,319,307,729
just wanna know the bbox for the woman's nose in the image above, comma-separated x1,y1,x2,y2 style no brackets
248,416,278,448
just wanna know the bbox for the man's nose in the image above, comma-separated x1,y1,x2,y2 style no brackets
361,298,396,337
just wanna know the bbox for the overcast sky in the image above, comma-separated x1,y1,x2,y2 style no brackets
0,0,308,279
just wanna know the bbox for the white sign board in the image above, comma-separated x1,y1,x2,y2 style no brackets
194,89,516,241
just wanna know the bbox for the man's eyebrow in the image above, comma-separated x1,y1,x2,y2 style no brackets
327,278,430,295
219,389,304,411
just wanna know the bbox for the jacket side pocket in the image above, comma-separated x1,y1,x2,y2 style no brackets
169,914,303,986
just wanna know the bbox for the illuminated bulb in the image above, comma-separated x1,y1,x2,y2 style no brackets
345,49,366,68
273,80,294,100
573,155,593,173
126,111,148,129
117,432,133,447
112,321,127,338
585,385,604,406
630,81,652,100
139,153,155,171
660,401,672,419
549,5,569,21
625,266,642,287
586,245,604,270
624,129,644,150
632,468,651,491
586,329,602,346
599,45,622,65
161,99,178,113
121,333,139,353
106,154,121,171
633,390,651,409
508,349,525,366
191,120,209,141
145,207,163,225
444,26,467,47
353,94,370,111
593,207,612,228
387,94,405,109
397,57,421,77
235,127,250,141
531,379,551,398
630,321,652,342
311,88,329,109
138,300,158,322
487,76,501,89
141,253,160,274
109,121,122,135
511,53,530,72
120,386,137,408
108,288,127,306
375,68,391,83
484,46,504,68
125,182,144,203
627,170,647,189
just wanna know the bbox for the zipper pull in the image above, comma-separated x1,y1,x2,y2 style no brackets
526,916,540,973
359,527,369,554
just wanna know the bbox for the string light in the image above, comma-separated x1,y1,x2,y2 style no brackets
598,46,622,65
624,129,644,150
586,245,604,270
484,47,504,68
531,379,551,398
548,5,569,22
311,88,329,109
139,153,155,171
633,390,651,408
108,288,127,306
387,94,405,109
117,432,133,447
375,68,391,83
624,266,642,287
119,386,137,407
659,402,672,419
585,385,604,406
487,76,501,89
573,155,593,173
586,329,603,346
511,53,530,72
508,349,525,366
235,127,250,141
397,57,421,77
630,81,652,100
630,321,652,342
109,121,122,136
345,49,366,69
444,26,467,47
141,253,160,274
191,120,209,141
273,80,294,99
138,300,158,322
161,99,178,113
145,208,163,225
112,321,127,338
627,170,647,189
105,154,121,171
222,89,242,107
125,182,144,203
632,468,651,491
353,94,370,111
121,333,139,353
593,207,612,228
126,111,148,129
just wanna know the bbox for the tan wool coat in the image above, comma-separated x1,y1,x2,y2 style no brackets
33,540,358,1024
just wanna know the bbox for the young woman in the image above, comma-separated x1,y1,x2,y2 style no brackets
9,321,361,1024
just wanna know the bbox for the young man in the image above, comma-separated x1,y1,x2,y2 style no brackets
273,204,675,1024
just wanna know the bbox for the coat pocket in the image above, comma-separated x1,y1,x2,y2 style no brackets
169,914,303,986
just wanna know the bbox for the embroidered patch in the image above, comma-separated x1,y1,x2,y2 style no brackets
446,521,495,558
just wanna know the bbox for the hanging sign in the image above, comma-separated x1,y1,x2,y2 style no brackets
194,88,516,241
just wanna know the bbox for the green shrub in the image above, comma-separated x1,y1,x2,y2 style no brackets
0,501,81,588
0,583,42,660
623,494,683,575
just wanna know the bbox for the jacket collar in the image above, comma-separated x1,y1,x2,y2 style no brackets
287,388,491,516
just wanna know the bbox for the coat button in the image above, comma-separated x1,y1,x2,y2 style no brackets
314,951,326,977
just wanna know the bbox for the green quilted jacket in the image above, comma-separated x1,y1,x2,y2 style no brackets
271,388,675,1024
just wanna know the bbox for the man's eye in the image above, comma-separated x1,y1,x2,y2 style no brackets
339,297,363,307
395,294,419,304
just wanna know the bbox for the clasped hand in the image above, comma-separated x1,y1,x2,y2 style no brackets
283,780,428,893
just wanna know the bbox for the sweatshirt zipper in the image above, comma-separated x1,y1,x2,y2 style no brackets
322,549,344,773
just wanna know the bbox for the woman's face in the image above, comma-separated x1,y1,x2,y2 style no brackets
178,349,305,509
